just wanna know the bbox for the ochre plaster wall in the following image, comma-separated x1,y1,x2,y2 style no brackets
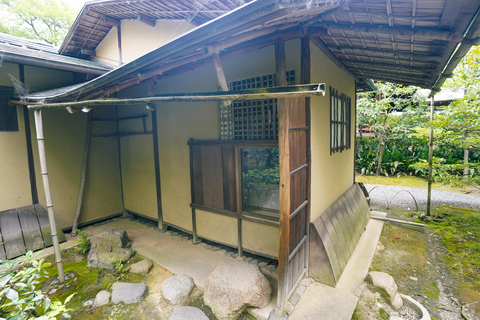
95,20,195,65
309,42,356,222
117,39,301,257
0,62,75,213
31,108,123,228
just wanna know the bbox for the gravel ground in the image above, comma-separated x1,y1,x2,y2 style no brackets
365,184,480,211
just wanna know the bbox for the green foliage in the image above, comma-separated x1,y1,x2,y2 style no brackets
376,308,389,320
111,259,127,279
74,229,91,255
0,251,73,319
0,0,76,46
410,157,480,186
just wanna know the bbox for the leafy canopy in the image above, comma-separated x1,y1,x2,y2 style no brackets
0,0,76,46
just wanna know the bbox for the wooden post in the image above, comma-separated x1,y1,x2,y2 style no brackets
33,110,65,282
149,104,165,230
275,37,289,318
301,36,311,278
212,53,232,140
427,95,434,216
117,23,123,66
464,131,469,177
71,112,92,236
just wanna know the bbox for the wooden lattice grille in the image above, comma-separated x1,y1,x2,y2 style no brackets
0,86,17,132
220,71,295,140
330,86,351,154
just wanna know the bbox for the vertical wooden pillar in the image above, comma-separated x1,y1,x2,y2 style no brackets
33,110,64,282
117,23,123,66
301,36,311,278
275,37,290,317
19,64,39,204
150,104,165,230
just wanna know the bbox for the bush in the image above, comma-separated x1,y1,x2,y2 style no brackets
0,251,73,319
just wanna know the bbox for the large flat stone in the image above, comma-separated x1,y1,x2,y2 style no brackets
111,282,147,304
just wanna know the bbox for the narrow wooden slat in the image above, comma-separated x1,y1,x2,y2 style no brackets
288,235,307,262
289,200,308,221
290,164,308,176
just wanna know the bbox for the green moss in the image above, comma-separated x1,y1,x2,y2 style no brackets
376,308,389,320
424,282,440,300
351,305,364,320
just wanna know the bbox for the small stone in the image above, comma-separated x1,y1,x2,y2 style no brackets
265,265,276,272
390,316,404,320
366,271,403,311
409,276,418,281
51,280,60,286
245,257,253,262
111,282,147,304
169,306,209,320
82,298,95,307
231,253,238,258
129,259,153,274
218,249,227,255
225,252,234,257
166,231,172,235
258,262,268,268
425,216,433,223
161,275,195,305
236,256,246,261
249,259,258,265
94,290,111,308
210,246,220,252
171,232,179,237
181,236,189,241
49,289,57,294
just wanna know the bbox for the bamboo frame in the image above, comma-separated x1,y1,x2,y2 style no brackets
33,110,65,282
21,84,325,110
71,113,92,236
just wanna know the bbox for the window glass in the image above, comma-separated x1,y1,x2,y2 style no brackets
242,148,279,215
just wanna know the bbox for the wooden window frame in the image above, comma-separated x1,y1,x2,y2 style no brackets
0,86,18,132
330,86,351,154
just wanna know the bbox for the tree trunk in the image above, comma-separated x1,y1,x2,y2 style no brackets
376,135,385,176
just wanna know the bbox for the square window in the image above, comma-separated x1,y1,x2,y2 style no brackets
0,86,18,132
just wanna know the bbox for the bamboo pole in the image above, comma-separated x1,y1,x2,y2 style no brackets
427,95,435,216
71,113,92,237
24,84,325,110
33,110,65,282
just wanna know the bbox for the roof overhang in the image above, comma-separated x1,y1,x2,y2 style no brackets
19,0,480,106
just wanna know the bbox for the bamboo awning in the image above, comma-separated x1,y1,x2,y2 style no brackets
15,84,326,110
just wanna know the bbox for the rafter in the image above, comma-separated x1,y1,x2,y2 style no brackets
329,46,442,62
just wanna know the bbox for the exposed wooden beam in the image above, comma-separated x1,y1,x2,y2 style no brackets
334,52,440,65
137,14,156,27
316,22,463,42
329,46,442,62
439,0,464,30
342,59,437,71
102,15,120,27
310,37,357,79
80,49,96,57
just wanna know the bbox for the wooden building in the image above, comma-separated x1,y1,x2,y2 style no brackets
1,0,480,317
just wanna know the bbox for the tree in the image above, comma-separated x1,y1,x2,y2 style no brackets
357,82,428,175
412,46,480,185
0,0,76,46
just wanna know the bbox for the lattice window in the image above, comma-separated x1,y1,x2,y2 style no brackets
330,86,351,154
0,86,18,132
220,70,295,140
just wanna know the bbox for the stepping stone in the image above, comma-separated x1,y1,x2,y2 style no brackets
94,290,110,308
161,274,195,305
129,259,153,274
111,282,147,304
169,306,209,320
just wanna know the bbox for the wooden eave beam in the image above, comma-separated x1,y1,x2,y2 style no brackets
329,46,442,62
21,84,326,110
137,14,156,27
316,22,464,42
342,59,437,71
103,15,120,27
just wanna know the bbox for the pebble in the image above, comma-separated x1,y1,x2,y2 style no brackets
409,276,418,281
258,262,268,268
